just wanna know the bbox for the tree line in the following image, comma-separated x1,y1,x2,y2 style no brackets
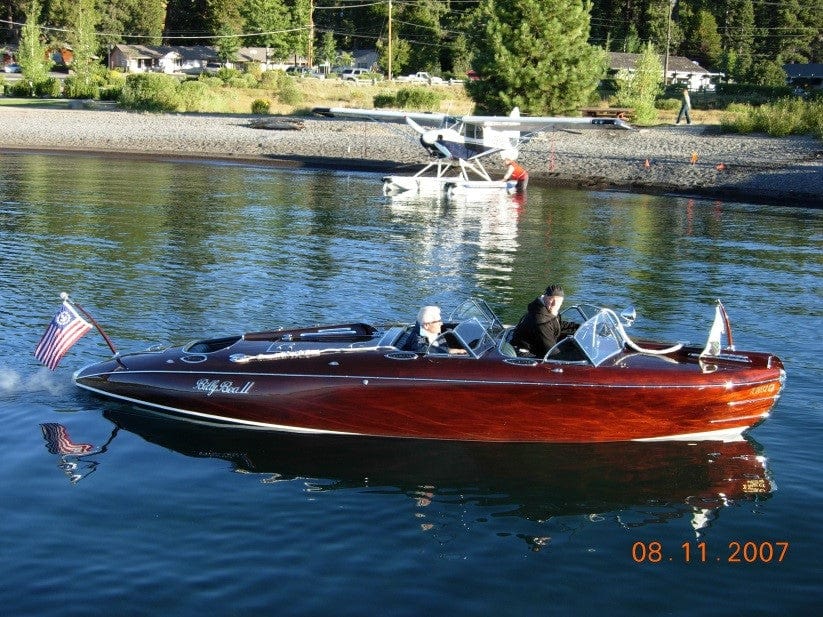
2,1,820,82
3,1,821,117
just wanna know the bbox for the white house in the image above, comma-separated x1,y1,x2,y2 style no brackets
109,45,279,74
608,52,723,91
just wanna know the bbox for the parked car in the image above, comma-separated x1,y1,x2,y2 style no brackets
286,66,325,79
3,63,21,73
340,68,371,81
396,72,444,84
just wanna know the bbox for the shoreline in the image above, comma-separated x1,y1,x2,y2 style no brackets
1,105,821,207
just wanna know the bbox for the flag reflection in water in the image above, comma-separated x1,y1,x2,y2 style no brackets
39,423,117,484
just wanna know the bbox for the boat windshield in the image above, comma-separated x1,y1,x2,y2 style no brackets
560,303,603,325
546,308,627,367
448,298,504,338
427,317,498,358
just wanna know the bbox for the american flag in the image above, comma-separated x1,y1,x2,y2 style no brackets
34,300,92,370
40,423,94,455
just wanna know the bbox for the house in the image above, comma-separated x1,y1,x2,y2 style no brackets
109,44,283,73
110,44,186,73
236,47,287,71
783,63,823,91
352,49,379,71
608,52,723,91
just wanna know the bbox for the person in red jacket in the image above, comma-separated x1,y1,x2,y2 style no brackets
502,156,528,191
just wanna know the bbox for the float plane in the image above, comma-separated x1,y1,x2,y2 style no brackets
313,106,632,197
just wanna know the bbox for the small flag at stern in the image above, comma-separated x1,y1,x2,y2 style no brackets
35,300,92,370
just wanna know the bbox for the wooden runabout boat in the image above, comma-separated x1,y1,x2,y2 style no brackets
73,299,785,443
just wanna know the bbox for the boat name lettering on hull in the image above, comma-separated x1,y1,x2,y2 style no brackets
194,378,254,396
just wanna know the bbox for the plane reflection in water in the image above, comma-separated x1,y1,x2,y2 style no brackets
53,407,774,537
385,190,523,289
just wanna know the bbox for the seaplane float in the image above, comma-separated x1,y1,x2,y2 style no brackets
312,107,632,198
69,297,785,443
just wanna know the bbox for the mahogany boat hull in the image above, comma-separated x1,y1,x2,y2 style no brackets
74,330,785,443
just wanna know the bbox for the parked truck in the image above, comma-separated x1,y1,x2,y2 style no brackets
395,72,444,84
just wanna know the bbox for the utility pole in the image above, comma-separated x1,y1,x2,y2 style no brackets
388,0,392,80
308,0,314,69
664,0,677,85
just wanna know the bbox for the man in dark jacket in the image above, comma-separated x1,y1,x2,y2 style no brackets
511,284,566,357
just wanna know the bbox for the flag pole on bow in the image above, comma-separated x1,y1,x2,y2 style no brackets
61,292,118,356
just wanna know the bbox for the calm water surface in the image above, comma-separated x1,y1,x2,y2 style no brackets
1,152,821,615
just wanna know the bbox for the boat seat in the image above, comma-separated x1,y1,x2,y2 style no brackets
394,326,419,352
500,341,517,357
499,327,518,357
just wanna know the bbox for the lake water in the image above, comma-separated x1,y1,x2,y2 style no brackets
1,152,821,615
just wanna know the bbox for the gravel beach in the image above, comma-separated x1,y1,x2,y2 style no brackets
1,105,820,206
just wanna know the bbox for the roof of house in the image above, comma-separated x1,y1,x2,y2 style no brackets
113,44,214,61
112,44,285,64
783,63,823,78
236,47,269,63
608,51,710,74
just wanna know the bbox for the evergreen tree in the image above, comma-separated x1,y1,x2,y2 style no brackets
96,1,132,48
208,0,243,62
18,0,52,85
646,0,680,54
287,0,311,64
749,58,788,86
682,8,722,68
125,0,166,45
613,41,662,124
443,32,472,78
240,0,290,58
163,0,212,45
215,23,241,63
466,0,606,115
397,0,446,74
317,30,336,68
67,0,100,96
721,0,755,81
761,0,821,64
376,33,410,75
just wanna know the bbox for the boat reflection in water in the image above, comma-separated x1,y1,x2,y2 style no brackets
96,407,773,535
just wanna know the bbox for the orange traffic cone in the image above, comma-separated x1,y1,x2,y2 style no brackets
690,151,698,165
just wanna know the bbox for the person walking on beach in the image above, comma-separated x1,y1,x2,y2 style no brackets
676,88,692,125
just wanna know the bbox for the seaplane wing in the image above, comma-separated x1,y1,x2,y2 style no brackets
313,107,633,132
312,107,452,128
464,114,633,132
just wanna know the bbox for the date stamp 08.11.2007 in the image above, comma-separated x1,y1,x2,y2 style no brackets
631,541,789,564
